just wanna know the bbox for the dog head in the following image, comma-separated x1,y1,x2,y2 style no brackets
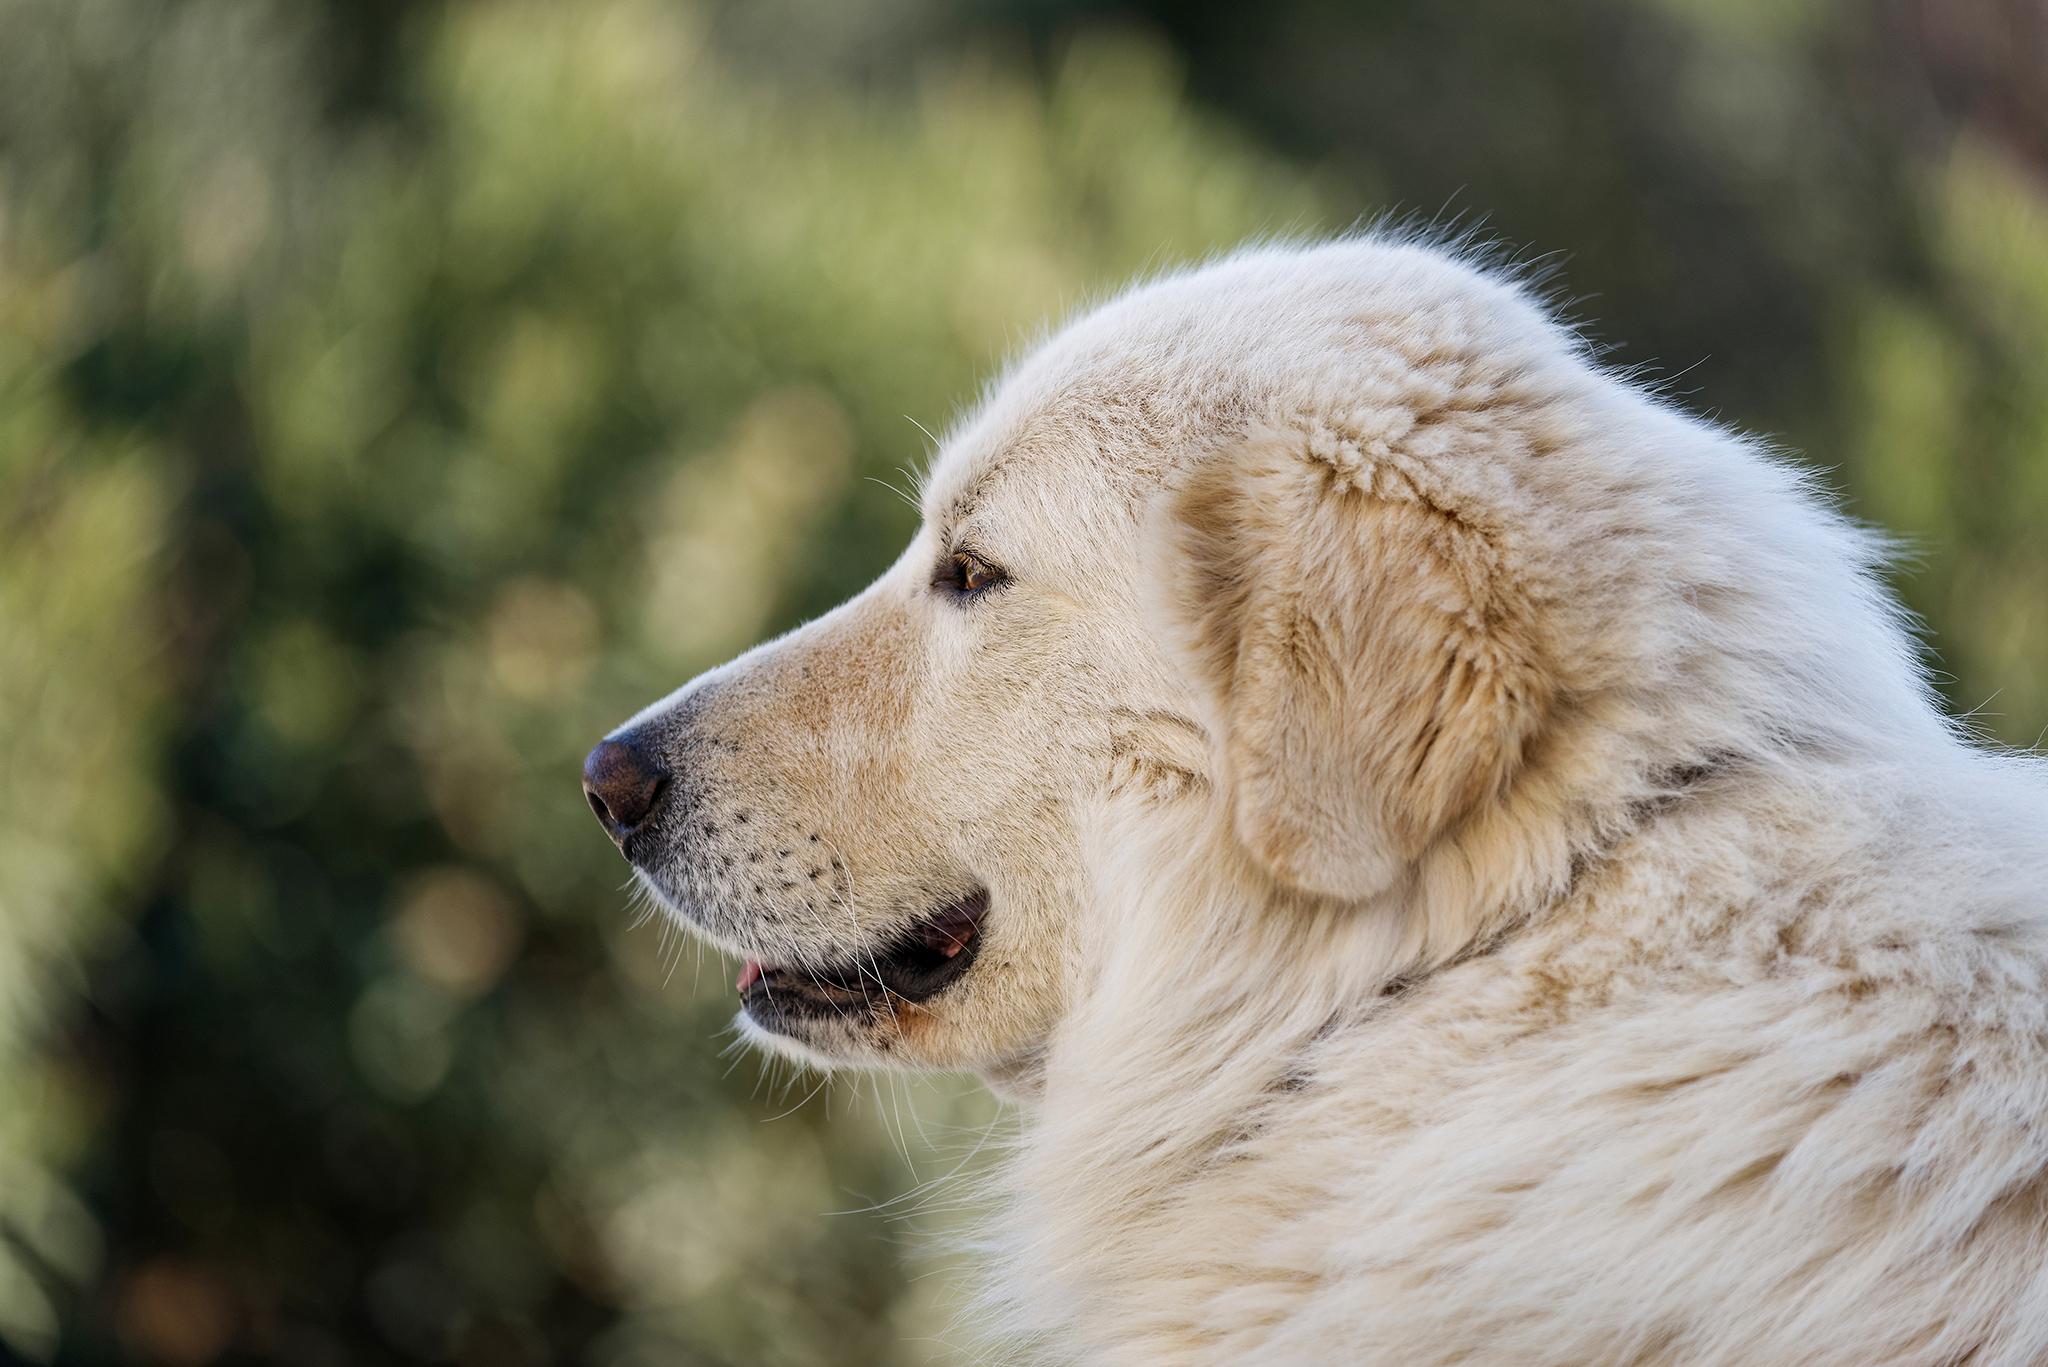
585,239,1902,1087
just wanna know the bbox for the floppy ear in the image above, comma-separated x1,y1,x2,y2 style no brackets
1160,431,1552,901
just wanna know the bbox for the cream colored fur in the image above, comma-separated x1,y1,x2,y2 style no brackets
614,239,2048,1364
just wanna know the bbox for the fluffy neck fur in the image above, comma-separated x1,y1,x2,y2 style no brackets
977,365,1975,1362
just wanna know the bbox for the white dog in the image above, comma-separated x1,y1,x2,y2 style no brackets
585,239,2048,1365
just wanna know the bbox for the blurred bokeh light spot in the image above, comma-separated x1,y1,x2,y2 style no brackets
489,577,601,703
0,1251,59,1364
179,152,273,287
349,976,459,1102
117,1258,235,1366
247,619,363,752
391,866,525,997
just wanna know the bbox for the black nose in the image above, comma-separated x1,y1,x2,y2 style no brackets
583,736,669,848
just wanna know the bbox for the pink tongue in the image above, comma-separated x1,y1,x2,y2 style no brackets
736,959,763,992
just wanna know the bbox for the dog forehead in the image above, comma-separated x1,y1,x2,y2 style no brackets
924,411,1141,542
922,239,1567,528
919,313,1246,543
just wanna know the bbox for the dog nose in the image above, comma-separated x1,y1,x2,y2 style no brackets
583,736,669,847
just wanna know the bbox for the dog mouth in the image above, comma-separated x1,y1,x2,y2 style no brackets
738,890,989,1025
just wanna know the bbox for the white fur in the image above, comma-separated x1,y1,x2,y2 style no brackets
617,239,2048,1364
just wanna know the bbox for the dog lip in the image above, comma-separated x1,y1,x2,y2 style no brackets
913,894,987,960
739,889,991,1015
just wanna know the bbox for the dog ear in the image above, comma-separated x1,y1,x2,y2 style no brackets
1159,431,1552,901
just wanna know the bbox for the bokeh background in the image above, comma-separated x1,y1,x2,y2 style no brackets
1,0,2044,1362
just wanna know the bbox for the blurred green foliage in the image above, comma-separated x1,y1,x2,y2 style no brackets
0,0,2042,1363
0,1,1319,1362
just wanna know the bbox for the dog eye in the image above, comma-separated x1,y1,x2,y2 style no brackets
934,550,1006,598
